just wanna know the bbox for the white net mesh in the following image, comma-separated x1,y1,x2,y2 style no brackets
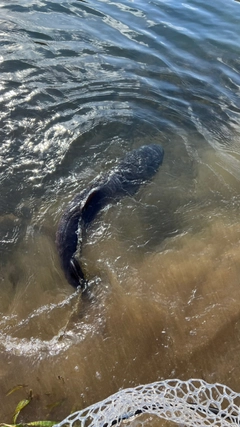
55,379,240,427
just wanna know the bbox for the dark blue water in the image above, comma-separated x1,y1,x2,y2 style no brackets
1,0,240,422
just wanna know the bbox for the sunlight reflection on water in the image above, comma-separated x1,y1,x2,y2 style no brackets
0,0,240,422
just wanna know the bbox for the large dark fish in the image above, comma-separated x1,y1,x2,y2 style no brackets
56,144,164,289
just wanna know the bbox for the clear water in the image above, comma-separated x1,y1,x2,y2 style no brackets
1,0,240,422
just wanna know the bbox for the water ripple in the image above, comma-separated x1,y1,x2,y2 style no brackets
1,2,240,418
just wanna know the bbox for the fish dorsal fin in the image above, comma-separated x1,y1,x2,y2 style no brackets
70,257,86,289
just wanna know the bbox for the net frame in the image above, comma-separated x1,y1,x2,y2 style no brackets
55,379,240,427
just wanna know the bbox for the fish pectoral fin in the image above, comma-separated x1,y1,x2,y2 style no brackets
81,186,104,224
82,186,102,208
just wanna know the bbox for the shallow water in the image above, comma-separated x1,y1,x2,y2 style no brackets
1,0,240,422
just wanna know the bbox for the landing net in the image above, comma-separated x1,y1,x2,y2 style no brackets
55,379,240,427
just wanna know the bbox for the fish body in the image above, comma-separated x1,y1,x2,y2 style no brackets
56,144,164,289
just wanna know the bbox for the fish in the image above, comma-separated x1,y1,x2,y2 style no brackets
56,144,164,290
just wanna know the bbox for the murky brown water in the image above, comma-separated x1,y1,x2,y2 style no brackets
1,141,240,422
1,0,240,423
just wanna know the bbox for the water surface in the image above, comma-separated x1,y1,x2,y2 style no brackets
1,0,240,422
